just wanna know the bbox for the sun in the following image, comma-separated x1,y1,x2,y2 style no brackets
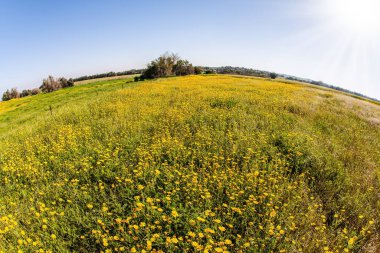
325,0,380,37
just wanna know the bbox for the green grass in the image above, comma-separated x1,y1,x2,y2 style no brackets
0,75,379,252
0,77,138,137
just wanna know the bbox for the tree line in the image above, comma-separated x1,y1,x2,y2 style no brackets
202,66,278,79
201,66,379,102
2,77,74,101
1,69,146,102
72,69,143,82
2,53,379,103
1,52,204,101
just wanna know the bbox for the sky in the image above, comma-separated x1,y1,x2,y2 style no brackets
0,0,379,99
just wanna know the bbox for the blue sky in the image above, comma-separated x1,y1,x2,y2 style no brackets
1,0,379,99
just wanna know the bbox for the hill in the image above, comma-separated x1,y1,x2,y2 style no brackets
0,75,379,252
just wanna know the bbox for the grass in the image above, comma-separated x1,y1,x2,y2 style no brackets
74,74,139,85
0,75,379,252
0,77,138,137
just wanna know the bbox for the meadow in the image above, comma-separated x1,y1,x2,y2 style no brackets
0,75,379,252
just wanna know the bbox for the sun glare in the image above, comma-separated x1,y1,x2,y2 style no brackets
326,0,380,37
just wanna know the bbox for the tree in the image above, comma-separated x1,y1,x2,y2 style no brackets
10,88,20,99
39,76,73,93
205,69,216,74
59,77,74,88
67,79,75,87
141,62,160,80
20,89,32,97
270,72,278,79
2,90,11,101
40,76,62,93
194,66,203,75
141,53,197,80
31,88,41,95
2,88,20,101
173,60,194,76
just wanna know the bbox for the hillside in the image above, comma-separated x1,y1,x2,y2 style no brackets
0,75,379,252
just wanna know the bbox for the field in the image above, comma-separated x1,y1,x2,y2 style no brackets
0,75,379,252
74,75,139,86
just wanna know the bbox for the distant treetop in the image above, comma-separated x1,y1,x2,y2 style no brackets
139,53,202,81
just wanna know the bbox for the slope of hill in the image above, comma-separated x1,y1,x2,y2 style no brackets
0,75,379,252
0,77,138,137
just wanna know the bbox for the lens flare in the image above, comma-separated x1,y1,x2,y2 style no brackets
325,0,380,38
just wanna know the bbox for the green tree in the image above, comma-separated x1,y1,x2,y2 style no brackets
270,72,278,79
141,53,197,80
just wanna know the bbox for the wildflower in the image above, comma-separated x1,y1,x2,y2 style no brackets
218,226,226,232
171,210,179,218
225,239,232,245
348,237,356,245
204,228,215,234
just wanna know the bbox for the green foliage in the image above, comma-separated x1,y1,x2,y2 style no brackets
141,53,198,80
194,66,203,75
270,72,277,79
